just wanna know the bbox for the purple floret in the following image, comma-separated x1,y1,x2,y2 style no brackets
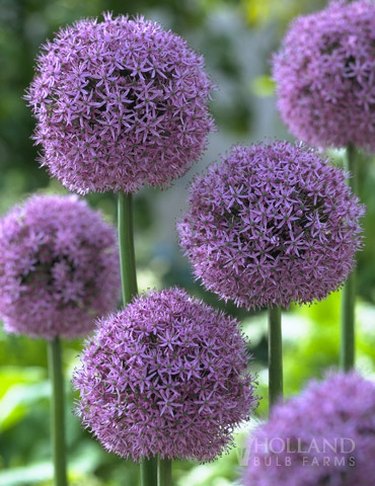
178,141,364,309
26,13,214,194
243,372,375,486
0,195,120,339
273,0,375,151
73,288,257,461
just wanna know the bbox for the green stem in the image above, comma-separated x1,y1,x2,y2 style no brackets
117,192,138,302
268,307,283,412
141,459,158,486
117,192,157,486
341,144,358,371
157,458,172,486
48,337,67,486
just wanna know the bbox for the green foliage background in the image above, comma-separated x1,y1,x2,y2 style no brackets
0,0,374,484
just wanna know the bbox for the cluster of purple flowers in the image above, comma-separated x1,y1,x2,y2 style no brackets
179,141,363,309
27,13,213,194
73,288,257,461
0,195,120,339
1,0,372,480
273,0,375,151
243,372,375,486
8,13,258,468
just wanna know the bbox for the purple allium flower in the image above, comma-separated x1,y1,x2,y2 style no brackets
273,0,375,151
243,372,375,486
178,141,364,309
73,288,257,461
0,195,120,339
26,13,213,194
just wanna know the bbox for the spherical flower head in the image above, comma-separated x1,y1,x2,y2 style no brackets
273,1,375,151
243,372,375,486
0,195,120,339
26,13,214,194
178,141,364,309
73,288,257,461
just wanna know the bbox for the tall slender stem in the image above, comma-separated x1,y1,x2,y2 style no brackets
117,192,138,302
117,192,157,486
140,459,158,486
268,307,283,412
157,458,172,486
48,336,67,486
341,144,358,371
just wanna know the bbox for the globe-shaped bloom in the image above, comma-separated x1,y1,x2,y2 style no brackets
178,141,364,309
73,288,257,461
243,372,375,486
273,0,375,151
26,13,213,194
0,195,120,339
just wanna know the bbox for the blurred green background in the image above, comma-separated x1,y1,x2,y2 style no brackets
1,0,375,485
